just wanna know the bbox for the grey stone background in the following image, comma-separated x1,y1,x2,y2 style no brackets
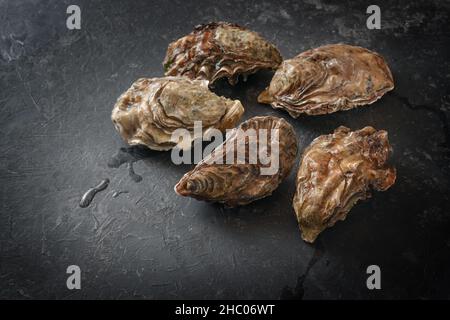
0,0,449,299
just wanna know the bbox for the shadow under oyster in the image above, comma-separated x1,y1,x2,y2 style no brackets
163,22,282,85
293,126,396,243
111,77,244,151
175,116,298,207
258,44,394,117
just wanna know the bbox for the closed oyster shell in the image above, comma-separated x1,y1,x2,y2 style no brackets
111,77,244,150
175,116,298,207
293,126,396,243
258,44,394,117
163,22,282,85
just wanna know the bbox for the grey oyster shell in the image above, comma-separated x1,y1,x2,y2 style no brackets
293,126,396,243
175,116,298,207
111,77,244,151
258,44,395,117
163,22,282,85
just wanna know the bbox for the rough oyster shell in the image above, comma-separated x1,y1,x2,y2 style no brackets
258,44,394,117
175,116,298,207
293,126,396,243
111,77,244,151
163,22,282,85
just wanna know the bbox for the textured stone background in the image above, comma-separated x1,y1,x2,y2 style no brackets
0,0,449,299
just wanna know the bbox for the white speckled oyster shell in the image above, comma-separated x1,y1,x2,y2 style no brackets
258,44,394,117
163,22,282,85
175,116,298,207
111,77,244,151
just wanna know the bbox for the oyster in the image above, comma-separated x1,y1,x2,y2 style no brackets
293,126,396,243
163,22,282,85
258,44,394,117
111,77,244,151
175,116,298,207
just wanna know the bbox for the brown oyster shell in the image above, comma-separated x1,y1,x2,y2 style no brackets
258,44,394,117
175,116,298,207
111,77,244,151
293,126,396,243
163,22,282,85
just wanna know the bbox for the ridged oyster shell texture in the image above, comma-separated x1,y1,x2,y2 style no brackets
175,116,298,207
293,126,396,243
111,77,244,151
163,22,282,85
258,44,394,117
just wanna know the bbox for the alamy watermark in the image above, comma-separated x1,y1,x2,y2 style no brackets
366,5,381,29
170,121,280,176
66,265,81,290
66,5,81,30
366,265,381,290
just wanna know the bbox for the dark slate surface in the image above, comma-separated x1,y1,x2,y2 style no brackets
0,0,449,299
